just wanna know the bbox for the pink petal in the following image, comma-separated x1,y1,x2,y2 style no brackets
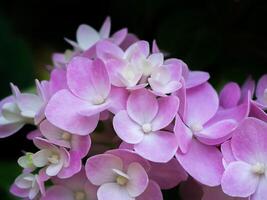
96,40,124,60
176,139,224,186
113,111,144,144
148,158,188,189
219,82,241,108
125,41,149,61
251,176,267,200
45,89,99,135
185,83,219,126
41,185,73,200
119,33,139,50
196,119,237,145
151,95,179,131
127,89,158,125
0,120,24,138
221,140,236,166
126,162,148,197
77,24,100,50
106,149,150,172
57,151,82,179
250,101,267,123
221,161,258,198
134,131,178,163
10,184,29,198
97,183,134,200
110,28,128,45
231,117,267,164
152,40,160,53
85,154,123,185
71,135,91,158
67,57,110,102
136,180,163,200
108,87,129,114
174,115,193,153
256,74,267,100
99,17,111,38
185,71,210,89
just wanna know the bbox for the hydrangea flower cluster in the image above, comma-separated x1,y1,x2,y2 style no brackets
1,17,267,200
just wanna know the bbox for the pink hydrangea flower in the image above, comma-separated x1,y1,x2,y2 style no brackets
45,57,127,135
0,84,43,138
41,168,97,200
85,149,163,200
40,120,91,158
221,117,267,199
32,138,81,179
65,17,127,51
175,83,228,186
10,173,44,200
113,89,179,162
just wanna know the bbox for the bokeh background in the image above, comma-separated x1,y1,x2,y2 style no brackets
0,0,267,199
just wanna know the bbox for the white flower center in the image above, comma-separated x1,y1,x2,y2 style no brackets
121,67,136,81
263,88,267,103
92,95,105,105
189,123,203,132
142,123,152,133
251,162,265,175
75,191,86,200
48,154,60,164
61,132,71,141
116,175,128,186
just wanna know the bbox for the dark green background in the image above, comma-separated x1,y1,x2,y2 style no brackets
0,0,267,199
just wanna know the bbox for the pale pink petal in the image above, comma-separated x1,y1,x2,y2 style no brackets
251,177,267,200
221,140,236,166
196,119,237,145
125,41,149,61
45,89,99,135
250,101,267,122
185,83,219,126
174,115,193,153
148,158,188,189
77,24,100,50
67,57,110,102
71,135,91,158
152,40,160,53
108,87,129,114
256,74,267,100
151,95,179,131
136,180,163,200
120,33,139,50
57,151,82,179
127,89,158,124
134,131,178,163
126,162,148,197
96,40,124,60
110,28,128,45
0,119,24,138
176,139,224,186
231,117,267,164
99,17,111,38
85,154,123,185
113,111,144,144
97,183,134,200
220,82,241,108
185,71,210,89
10,184,29,198
221,161,258,198
106,149,150,172
41,185,73,200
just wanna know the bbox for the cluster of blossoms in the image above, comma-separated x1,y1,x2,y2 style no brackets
1,17,267,200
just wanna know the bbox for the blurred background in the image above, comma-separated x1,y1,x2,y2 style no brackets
0,0,267,199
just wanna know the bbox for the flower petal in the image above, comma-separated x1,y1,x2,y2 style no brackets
85,154,123,185
134,131,178,163
219,82,241,108
126,162,148,197
185,71,210,89
221,161,258,198
185,83,219,126
45,89,99,135
41,185,73,200
77,24,100,50
113,111,144,144
231,117,267,164
151,95,179,131
97,183,134,200
176,139,224,186
99,17,111,38
127,89,158,125
136,180,163,200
